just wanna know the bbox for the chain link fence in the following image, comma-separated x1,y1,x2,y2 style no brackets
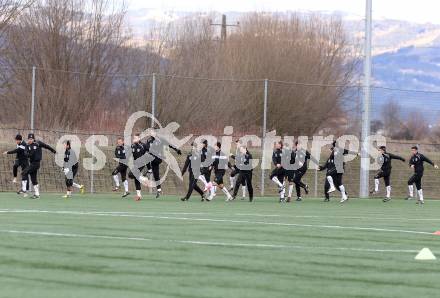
2,67,440,198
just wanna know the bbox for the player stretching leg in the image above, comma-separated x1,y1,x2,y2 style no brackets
128,134,147,201
406,146,438,204
3,134,29,194
232,145,254,202
112,137,130,197
21,133,56,199
270,141,286,202
370,146,405,202
144,131,182,199
62,140,84,198
287,141,314,202
319,144,346,203
207,142,233,201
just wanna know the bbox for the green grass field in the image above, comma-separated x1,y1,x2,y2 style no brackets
1,192,440,298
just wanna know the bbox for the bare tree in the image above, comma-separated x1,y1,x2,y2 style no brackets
0,0,34,34
146,13,360,135
0,0,129,129
381,99,404,138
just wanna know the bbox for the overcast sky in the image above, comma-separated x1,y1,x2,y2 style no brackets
126,0,440,24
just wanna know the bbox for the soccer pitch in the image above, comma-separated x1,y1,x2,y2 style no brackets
1,193,440,298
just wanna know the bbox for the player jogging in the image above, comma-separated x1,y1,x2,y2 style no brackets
62,140,84,198
286,141,314,202
270,141,286,202
206,142,233,201
180,142,206,201
370,146,405,202
22,133,56,199
128,134,147,201
231,144,254,202
319,142,356,203
144,131,182,198
111,137,130,198
406,146,438,204
3,134,29,194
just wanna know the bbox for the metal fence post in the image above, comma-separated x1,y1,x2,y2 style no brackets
360,0,373,198
91,134,95,194
151,73,156,127
314,169,318,198
261,79,268,196
31,66,36,131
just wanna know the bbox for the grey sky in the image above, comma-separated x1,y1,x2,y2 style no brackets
126,0,440,24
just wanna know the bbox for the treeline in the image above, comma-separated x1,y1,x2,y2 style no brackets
0,0,359,135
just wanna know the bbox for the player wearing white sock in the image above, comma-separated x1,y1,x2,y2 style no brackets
270,141,286,202
207,142,232,201
407,146,438,204
3,134,30,194
371,146,405,202
231,145,254,202
319,141,357,203
111,137,130,198
128,134,147,201
62,140,83,198
22,133,56,199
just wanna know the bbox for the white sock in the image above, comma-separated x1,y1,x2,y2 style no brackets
73,183,81,189
408,185,414,197
22,181,27,192
272,176,283,188
67,190,71,195
288,184,294,198
242,186,246,198
34,185,39,196
136,190,142,197
123,180,129,192
210,186,216,196
113,175,120,187
386,186,391,198
198,175,208,186
374,179,379,192
327,176,335,189
418,189,424,201
221,187,232,198
213,185,217,194
339,185,347,200
281,189,286,199
230,176,235,188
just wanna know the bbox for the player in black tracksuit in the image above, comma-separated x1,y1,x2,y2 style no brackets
199,140,212,184
284,142,316,202
112,137,129,197
270,141,286,202
319,142,354,203
232,145,254,202
228,140,247,198
206,142,233,201
22,133,56,199
180,143,206,201
62,140,84,198
3,134,29,193
128,134,147,201
144,134,182,198
406,146,438,204
371,146,405,202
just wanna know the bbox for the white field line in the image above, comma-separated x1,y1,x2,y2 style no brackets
0,209,436,236
1,208,440,222
234,213,440,221
0,229,423,254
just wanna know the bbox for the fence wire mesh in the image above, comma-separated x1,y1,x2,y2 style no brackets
1,67,440,199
